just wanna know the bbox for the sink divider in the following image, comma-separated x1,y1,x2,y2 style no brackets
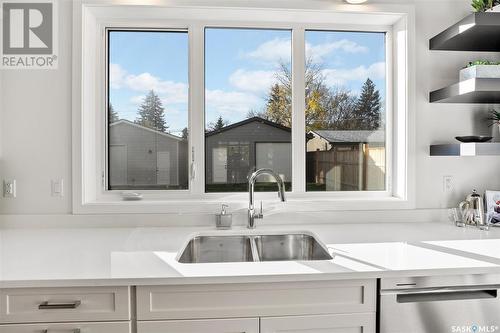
249,236,261,262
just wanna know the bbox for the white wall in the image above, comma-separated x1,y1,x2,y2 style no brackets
0,0,499,216
0,0,73,214
415,0,500,208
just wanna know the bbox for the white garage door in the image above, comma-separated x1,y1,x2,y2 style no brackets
157,151,171,185
256,143,292,182
109,145,128,186
212,147,228,183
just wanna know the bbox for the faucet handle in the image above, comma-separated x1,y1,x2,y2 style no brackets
257,201,263,219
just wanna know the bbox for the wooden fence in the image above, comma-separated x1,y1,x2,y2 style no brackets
306,144,385,191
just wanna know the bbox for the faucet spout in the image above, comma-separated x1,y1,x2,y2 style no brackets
248,168,286,229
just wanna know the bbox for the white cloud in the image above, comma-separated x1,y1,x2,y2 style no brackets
109,63,127,89
205,89,260,117
306,39,369,63
110,63,188,105
246,38,291,63
130,95,144,105
322,62,386,86
244,37,368,65
229,69,277,94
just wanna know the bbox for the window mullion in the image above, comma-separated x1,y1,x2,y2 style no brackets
189,23,205,196
291,27,306,194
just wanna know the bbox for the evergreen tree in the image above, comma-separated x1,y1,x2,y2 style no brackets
214,116,226,131
109,103,119,124
207,116,228,132
181,127,188,140
135,90,168,132
354,78,381,130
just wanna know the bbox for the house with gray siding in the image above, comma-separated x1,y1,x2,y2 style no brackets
109,120,188,189
205,117,291,188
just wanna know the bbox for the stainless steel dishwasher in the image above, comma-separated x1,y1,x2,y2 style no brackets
380,275,500,333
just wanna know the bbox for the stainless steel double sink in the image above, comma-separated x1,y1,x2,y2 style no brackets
177,232,333,263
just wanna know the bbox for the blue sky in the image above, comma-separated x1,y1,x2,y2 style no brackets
109,29,386,136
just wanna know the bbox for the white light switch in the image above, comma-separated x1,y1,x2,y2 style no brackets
51,179,64,197
3,180,16,198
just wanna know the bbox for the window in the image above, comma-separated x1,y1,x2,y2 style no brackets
305,31,387,192
107,30,189,190
204,28,292,192
76,4,412,213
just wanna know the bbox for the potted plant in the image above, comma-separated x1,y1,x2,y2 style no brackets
460,60,500,81
488,109,500,134
472,0,500,12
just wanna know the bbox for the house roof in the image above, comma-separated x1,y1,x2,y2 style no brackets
312,130,385,144
205,117,291,137
110,119,185,141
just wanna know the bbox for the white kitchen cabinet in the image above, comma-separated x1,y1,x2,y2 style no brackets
260,313,376,333
137,279,376,320
0,286,130,324
137,318,259,333
0,321,131,333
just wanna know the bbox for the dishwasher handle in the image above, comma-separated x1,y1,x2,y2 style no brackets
395,288,498,303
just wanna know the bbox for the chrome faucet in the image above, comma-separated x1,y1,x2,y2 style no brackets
248,168,286,229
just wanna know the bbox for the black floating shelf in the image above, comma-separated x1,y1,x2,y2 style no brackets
430,12,500,51
430,78,500,103
430,143,500,156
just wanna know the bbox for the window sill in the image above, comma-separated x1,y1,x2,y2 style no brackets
74,194,414,214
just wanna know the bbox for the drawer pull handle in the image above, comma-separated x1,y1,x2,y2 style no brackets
41,330,80,333
38,300,81,310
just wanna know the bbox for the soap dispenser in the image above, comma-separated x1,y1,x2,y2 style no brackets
215,204,232,230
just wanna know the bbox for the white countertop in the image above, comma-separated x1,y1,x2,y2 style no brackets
1,221,500,288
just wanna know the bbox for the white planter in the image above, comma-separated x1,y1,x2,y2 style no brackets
487,4,500,12
459,65,500,81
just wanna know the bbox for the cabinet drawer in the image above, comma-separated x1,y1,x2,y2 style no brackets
138,318,259,333
137,279,376,320
0,321,131,333
261,313,376,333
0,287,130,323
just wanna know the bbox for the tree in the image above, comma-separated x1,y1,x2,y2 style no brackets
247,109,267,119
328,87,360,130
109,103,119,124
181,127,188,140
354,78,381,130
265,84,291,127
261,61,382,132
207,116,228,132
214,116,226,131
263,60,332,131
135,90,168,132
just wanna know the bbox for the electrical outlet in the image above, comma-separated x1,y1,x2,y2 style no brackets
3,180,16,198
51,179,64,197
443,176,454,192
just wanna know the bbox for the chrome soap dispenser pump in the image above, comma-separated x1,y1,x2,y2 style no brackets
215,204,232,230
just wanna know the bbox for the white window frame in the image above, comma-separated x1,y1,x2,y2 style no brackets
72,0,415,214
